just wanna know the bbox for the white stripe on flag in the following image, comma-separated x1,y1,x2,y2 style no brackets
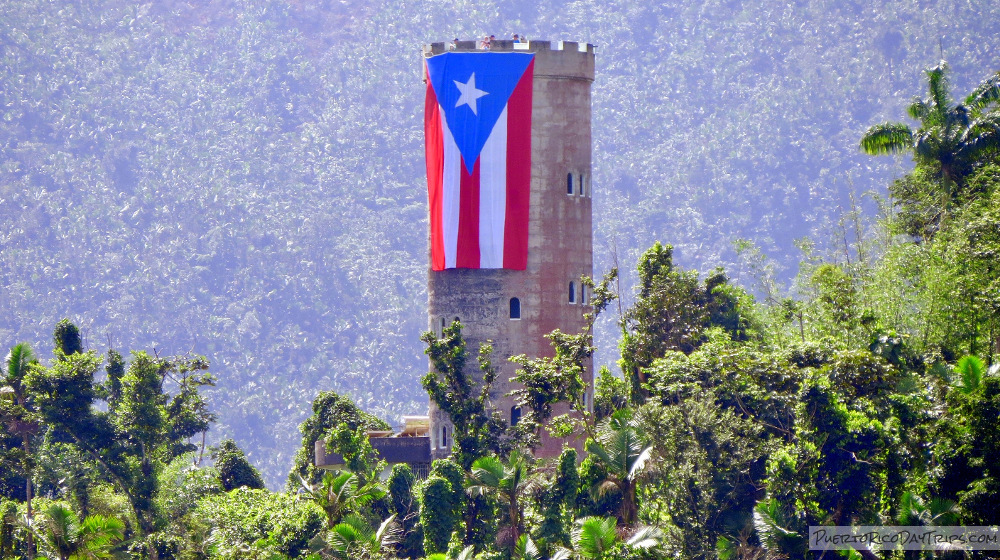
441,105,461,269
478,105,508,268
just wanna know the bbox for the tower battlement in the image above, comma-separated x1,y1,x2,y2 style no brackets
423,39,596,56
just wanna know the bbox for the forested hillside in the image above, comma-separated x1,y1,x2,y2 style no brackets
2,0,999,487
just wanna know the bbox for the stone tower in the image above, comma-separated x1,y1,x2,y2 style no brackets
422,39,595,459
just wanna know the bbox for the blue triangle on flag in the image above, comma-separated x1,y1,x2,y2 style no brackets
427,52,534,169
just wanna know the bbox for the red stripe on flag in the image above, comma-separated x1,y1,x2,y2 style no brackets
424,69,446,271
456,159,481,268
503,59,533,270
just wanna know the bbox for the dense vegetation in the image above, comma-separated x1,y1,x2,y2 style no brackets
2,0,999,487
3,58,1000,555
3,0,1000,557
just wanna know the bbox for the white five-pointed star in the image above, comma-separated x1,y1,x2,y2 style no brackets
453,73,488,115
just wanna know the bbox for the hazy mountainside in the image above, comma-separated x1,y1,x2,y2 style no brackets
1,0,998,486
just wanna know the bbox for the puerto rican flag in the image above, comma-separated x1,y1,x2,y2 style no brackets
425,52,535,270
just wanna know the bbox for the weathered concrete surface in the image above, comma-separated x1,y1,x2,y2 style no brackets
424,40,595,459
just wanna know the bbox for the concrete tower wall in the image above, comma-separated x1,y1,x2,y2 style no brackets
423,40,595,459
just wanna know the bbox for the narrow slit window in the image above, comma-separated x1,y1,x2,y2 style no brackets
509,297,521,319
567,173,574,195
569,281,576,304
579,173,586,196
510,406,521,426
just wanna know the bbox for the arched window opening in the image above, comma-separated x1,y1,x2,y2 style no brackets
440,424,450,449
567,173,574,195
580,173,586,196
509,297,521,319
580,284,587,305
569,281,576,304
510,406,521,426
440,316,446,335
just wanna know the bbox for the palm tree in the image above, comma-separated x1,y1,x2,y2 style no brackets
2,343,39,557
324,513,399,559
860,62,1000,196
299,470,387,529
584,409,652,527
551,516,663,560
33,504,124,560
954,355,987,395
752,498,804,558
896,491,959,527
466,449,540,550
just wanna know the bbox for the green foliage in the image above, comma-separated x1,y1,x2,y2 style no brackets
635,396,764,559
19,323,217,552
584,410,652,527
593,367,628,422
299,470,387,530
509,270,618,449
861,62,1000,234
215,439,266,491
326,425,382,476
387,464,423,559
419,476,457,555
933,376,1000,523
52,320,83,358
763,373,893,532
466,450,539,552
534,448,578,553
421,323,510,469
621,242,754,403
322,512,400,559
509,330,588,449
575,456,619,520
0,498,19,559
33,502,125,560
288,391,390,489
157,453,223,522
552,516,663,560
1,0,999,489
194,487,324,560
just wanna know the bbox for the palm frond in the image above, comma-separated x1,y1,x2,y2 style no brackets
860,123,913,155
908,98,930,121
550,548,573,560
927,63,952,119
965,71,1000,110
926,498,960,526
514,534,541,560
374,514,400,549
961,114,1000,158
626,446,653,481
955,355,985,394
4,343,36,383
328,513,378,558
753,498,800,553
574,517,619,558
585,439,613,472
626,525,663,549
